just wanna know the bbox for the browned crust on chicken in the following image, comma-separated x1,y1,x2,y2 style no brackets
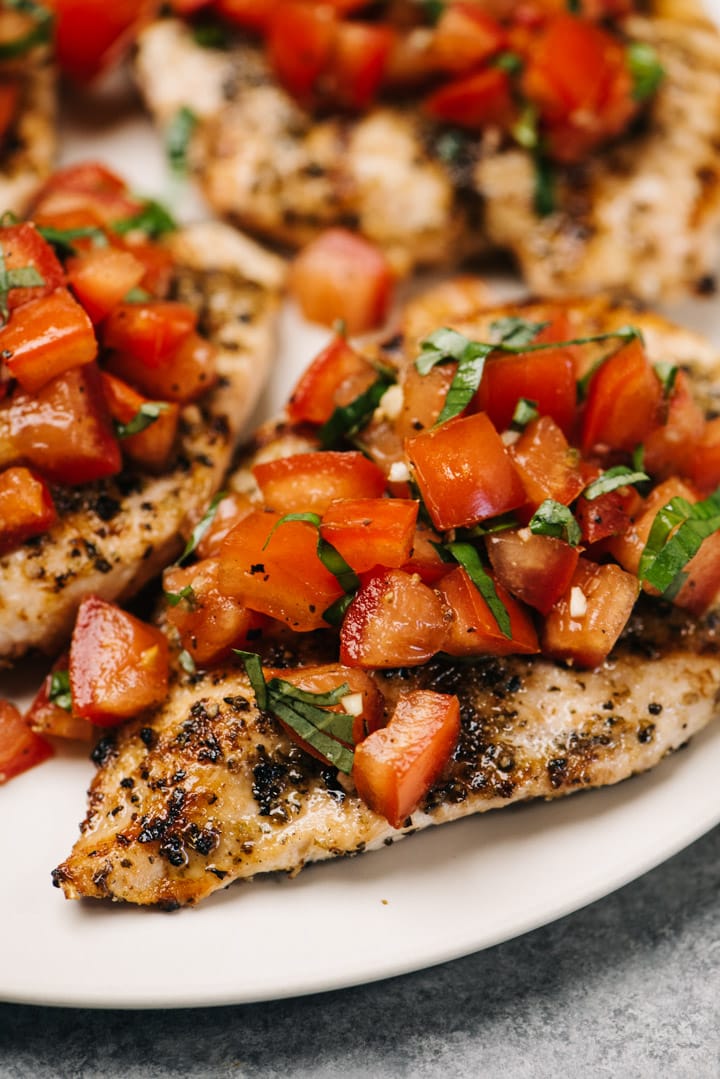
0,39,56,215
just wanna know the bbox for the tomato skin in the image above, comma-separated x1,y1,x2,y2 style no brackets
402,522,453,585
575,483,639,546
430,4,505,74
405,412,527,531
486,529,579,615
423,67,514,130
340,568,448,668
196,491,255,560
0,466,56,554
352,690,460,828
253,450,386,516
0,287,98,393
397,354,456,438
70,596,170,725
290,229,394,335
0,700,53,784
31,162,143,228
66,246,145,324
509,415,584,511
581,338,663,456
0,363,122,485
643,371,705,481
541,558,638,668
320,497,418,573
164,560,265,667
49,0,161,82
101,372,179,472
0,223,66,311
219,509,345,631
107,328,218,404
326,21,395,111
103,301,197,366
287,333,377,426
437,565,539,656
689,417,720,495
267,1,337,103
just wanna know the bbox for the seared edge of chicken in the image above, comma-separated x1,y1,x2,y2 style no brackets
0,41,56,216
54,296,720,907
0,222,285,661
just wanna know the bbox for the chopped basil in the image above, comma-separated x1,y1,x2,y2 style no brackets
37,224,108,255
632,444,646,473
178,648,197,675
318,373,393,449
511,398,539,430
566,0,580,11
166,106,198,175
434,129,467,165
192,21,230,50
418,0,445,24
111,199,177,239
460,512,519,539
0,241,45,325
489,317,549,348
445,541,512,639
115,402,169,440
164,584,196,608
627,41,664,102
0,0,53,59
176,490,227,566
533,152,556,217
264,513,360,615
529,499,582,547
48,669,72,712
583,466,649,502
511,105,539,151
494,51,523,75
654,361,678,399
236,651,355,772
639,487,720,600
124,286,153,304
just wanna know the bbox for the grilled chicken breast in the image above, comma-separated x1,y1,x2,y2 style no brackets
135,13,720,294
0,26,56,214
55,297,720,907
0,222,285,661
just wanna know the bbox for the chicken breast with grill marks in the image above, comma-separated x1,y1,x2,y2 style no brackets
0,222,285,661
54,297,720,908
135,12,720,294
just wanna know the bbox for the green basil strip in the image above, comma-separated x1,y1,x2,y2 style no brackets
654,361,678,399
639,488,720,599
111,199,177,239
416,327,476,374
533,152,556,217
124,286,153,304
583,466,649,502
511,104,539,152
322,591,356,627
176,490,227,566
271,678,350,709
164,584,195,608
178,649,197,675
269,697,355,773
632,444,646,473
37,224,108,255
167,106,198,174
0,241,45,324
436,341,494,425
446,541,512,639
511,398,539,430
459,512,520,539
266,512,360,599
529,499,582,547
318,374,392,449
48,669,72,712
489,318,549,348
494,51,523,75
627,41,664,102
115,402,169,439
235,649,268,710
0,0,53,59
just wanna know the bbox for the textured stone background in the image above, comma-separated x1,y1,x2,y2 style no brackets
2,824,719,1078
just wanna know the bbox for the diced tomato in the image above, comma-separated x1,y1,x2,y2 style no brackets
101,372,179,471
575,482,641,546
107,327,218,403
0,466,56,554
69,596,169,725
25,656,94,742
402,522,453,584
120,239,175,298
196,491,255,559
340,567,448,667
290,229,394,335
581,338,663,456
253,450,386,516
423,67,514,130
287,333,378,426
522,14,635,162
430,3,505,73
689,417,720,495
475,317,577,437
405,411,527,530
266,663,385,758
608,477,696,579
48,0,162,82
103,300,196,365
66,246,145,324
510,415,584,511
213,0,279,30
0,82,19,144
437,564,539,656
31,162,144,228
267,1,337,103
671,530,720,617
325,21,395,110
320,497,418,573
0,700,53,784
164,559,265,667
0,287,98,393
643,371,705,481
397,357,456,439
486,529,579,614
0,363,122,485
0,223,66,311
353,690,460,828
219,509,345,631
541,558,638,667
